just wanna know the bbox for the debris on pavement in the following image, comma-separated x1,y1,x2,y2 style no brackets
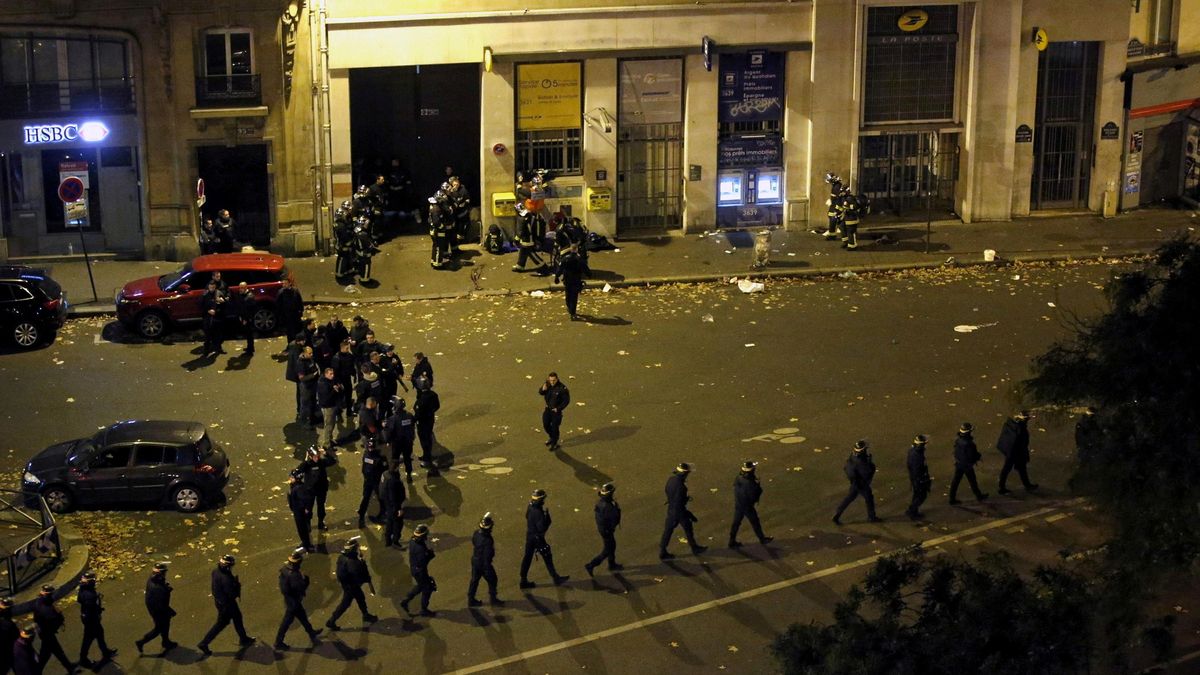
737,279,765,293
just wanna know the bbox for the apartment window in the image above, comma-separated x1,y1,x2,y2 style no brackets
203,29,253,90
515,62,583,175
863,6,959,124
1150,0,1175,45
0,34,132,117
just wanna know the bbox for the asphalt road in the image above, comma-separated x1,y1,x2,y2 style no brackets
0,259,1132,673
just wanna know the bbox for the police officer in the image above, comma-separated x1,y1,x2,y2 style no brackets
327,538,379,630
299,446,336,531
906,434,933,520
381,468,407,548
585,483,623,577
31,584,72,670
274,549,322,651
0,597,16,675
822,172,844,240
660,463,707,559
468,512,503,607
997,410,1039,494
413,376,441,467
538,372,570,450
384,396,416,481
729,461,773,548
518,489,569,589
555,246,587,320
287,471,315,551
833,440,881,525
135,562,177,654
198,554,255,655
358,437,388,528
401,525,438,617
77,571,117,667
12,625,37,674
949,422,989,505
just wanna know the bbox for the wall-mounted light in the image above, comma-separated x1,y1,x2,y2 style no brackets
483,46,493,73
583,107,615,134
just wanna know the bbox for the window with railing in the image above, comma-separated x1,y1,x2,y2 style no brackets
863,6,959,124
0,34,133,118
196,28,260,107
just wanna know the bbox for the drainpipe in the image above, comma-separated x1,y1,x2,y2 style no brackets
318,0,335,255
308,0,325,254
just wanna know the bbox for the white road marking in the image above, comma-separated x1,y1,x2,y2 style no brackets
448,502,1077,675
964,536,989,546
1005,526,1026,534
1044,513,1070,523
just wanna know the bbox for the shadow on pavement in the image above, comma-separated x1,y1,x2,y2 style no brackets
577,313,631,326
422,467,463,518
564,424,639,448
553,449,613,487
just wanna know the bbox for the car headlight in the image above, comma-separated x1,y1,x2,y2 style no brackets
23,471,41,485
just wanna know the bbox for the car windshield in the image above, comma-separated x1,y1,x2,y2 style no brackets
158,262,194,291
67,439,96,467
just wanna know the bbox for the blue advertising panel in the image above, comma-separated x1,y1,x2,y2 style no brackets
718,50,785,123
718,136,783,168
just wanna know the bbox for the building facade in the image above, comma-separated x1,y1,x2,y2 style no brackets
3,1,1187,262
0,0,317,261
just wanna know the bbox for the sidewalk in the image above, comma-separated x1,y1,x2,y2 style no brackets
46,208,1198,315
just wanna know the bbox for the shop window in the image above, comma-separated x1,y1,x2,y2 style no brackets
515,62,582,175
41,148,101,233
197,28,260,106
0,34,132,116
863,6,959,124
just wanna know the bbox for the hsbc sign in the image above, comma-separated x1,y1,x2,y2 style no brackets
23,121,110,145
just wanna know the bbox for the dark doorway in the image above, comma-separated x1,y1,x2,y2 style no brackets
196,144,271,246
1032,42,1099,210
349,64,481,231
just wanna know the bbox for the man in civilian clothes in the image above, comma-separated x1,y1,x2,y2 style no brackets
227,281,256,354
317,368,343,449
331,339,358,422
414,376,440,467
276,277,305,342
296,346,320,429
410,352,433,388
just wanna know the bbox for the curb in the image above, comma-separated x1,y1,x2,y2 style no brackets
66,248,1152,317
11,523,91,616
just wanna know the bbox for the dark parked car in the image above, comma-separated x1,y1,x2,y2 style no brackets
115,252,289,339
0,265,68,349
22,420,231,514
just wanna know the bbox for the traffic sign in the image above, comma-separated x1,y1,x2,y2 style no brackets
58,176,85,204
196,178,205,199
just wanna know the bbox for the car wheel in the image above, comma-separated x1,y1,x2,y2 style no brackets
171,485,202,512
252,305,278,333
136,310,168,339
42,486,74,514
11,321,40,349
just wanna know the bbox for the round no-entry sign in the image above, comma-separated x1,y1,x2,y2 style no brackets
58,176,85,204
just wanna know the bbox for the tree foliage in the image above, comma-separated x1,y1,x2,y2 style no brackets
1025,236,1200,568
770,547,1094,675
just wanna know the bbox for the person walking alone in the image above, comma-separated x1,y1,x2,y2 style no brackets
538,372,570,451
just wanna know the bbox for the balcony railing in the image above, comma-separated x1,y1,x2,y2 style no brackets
0,78,135,118
194,73,262,108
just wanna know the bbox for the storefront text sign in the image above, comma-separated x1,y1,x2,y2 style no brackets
517,62,582,131
718,51,784,123
23,121,110,145
718,137,783,168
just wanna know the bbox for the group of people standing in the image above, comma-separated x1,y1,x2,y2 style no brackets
198,209,240,255
820,172,868,251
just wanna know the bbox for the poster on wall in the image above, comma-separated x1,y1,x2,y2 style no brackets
58,161,90,229
618,59,683,126
1184,122,1200,199
718,50,785,123
517,62,582,131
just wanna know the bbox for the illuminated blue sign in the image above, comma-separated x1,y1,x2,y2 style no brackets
23,121,110,145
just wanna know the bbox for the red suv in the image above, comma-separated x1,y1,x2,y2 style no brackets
116,253,290,339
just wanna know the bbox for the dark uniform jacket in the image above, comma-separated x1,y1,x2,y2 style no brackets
381,473,406,513
335,554,372,588
844,453,877,487
996,419,1031,464
408,539,435,577
78,585,104,624
276,287,304,325
665,474,690,515
471,529,495,567
288,481,313,514
279,564,310,600
331,350,357,383
361,448,387,480
540,381,570,410
211,566,242,608
594,496,621,533
953,434,982,469
349,322,370,345
201,289,225,321
554,250,585,287
145,575,174,618
12,635,37,673
414,388,440,422
0,612,17,665
32,596,64,634
525,503,552,542
411,359,433,387
227,290,256,322
358,403,382,438
733,475,763,507
385,409,416,445
907,445,932,489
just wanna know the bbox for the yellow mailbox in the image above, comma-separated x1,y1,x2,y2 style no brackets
491,192,517,217
586,187,612,212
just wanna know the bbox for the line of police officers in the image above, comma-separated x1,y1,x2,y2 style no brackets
0,407,1095,669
